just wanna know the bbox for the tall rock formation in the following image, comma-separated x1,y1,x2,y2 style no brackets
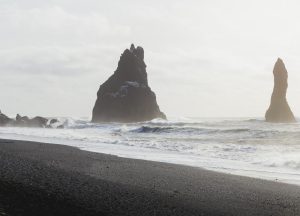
265,58,296,123
92,44,166,123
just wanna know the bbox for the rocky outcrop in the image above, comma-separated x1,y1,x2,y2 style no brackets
92,44,166,123
0,110,12,126
15,114,49,128
265,58,296,123
0,111,63,128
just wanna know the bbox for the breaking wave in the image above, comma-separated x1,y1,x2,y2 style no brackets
1,117,300,185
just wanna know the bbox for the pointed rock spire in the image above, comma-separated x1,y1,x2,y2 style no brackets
265,58,296,123
92,44,166,123
130,43,135,52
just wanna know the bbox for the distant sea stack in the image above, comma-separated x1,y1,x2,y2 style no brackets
265,58,296,123
92,44,166,123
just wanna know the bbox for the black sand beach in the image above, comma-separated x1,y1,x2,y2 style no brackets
0,139,300,216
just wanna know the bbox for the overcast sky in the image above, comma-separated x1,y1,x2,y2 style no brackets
1,0,300,118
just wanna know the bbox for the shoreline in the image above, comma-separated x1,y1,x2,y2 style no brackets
2,134,299,187
0,139,300,215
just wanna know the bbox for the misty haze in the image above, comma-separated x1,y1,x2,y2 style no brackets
0,1,300,216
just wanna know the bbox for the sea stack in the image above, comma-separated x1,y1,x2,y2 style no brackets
92,44,166,123
265,58,296,123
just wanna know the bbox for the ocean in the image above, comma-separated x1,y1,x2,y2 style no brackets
0,117,300,185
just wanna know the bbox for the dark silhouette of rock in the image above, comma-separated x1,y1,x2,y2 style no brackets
0,111,62,128
15,114,48,127
92,44,166,123
15,114,30,126
48,118,64,129
16,114,29,122
265,58,296,123
0,110,12,126
48,119,64,129
29,116,49,127
50,119,59,124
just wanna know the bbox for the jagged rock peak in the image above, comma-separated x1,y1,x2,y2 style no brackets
92,44,166,123
265,58,296,123
130,43,135,52
128,43,144,61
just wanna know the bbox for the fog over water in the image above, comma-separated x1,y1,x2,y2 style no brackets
1,0,300,118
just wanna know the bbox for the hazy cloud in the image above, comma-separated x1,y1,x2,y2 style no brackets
1,0,300,118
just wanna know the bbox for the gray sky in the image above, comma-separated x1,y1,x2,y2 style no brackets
1,0,300,118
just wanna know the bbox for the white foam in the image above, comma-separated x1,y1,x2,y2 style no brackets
0,117,300,186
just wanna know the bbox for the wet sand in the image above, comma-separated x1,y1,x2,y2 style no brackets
0,139,299,216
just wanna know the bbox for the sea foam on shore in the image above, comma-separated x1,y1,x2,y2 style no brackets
0,117,300,185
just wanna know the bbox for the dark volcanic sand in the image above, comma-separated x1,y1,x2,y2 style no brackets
0,139,300,216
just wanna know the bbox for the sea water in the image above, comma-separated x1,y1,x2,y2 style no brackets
0,117,300,185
